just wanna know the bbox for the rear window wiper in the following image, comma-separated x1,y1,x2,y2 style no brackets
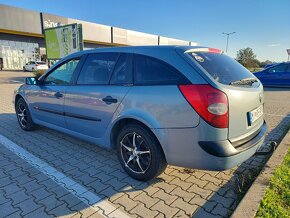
229,78,258,86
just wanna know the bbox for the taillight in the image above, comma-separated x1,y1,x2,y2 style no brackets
178,84,228,128
35,64,39,66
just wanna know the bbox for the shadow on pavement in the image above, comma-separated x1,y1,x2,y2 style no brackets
0,111,289,217
0,113,160,217
192,113,290,217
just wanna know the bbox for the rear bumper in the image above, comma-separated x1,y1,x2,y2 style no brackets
199,121,267,157
154,121,267,171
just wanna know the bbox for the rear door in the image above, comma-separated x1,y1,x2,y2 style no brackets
182,48,264,141
64,53,132,138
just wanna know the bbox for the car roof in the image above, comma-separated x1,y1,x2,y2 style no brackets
64,45,208,60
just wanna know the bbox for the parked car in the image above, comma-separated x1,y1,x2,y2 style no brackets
255,62,290,87
23,61,48,72
14,46,267,181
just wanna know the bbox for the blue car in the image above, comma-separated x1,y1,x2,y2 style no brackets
255,62,290,87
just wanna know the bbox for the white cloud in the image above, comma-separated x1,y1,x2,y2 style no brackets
267,43,281,47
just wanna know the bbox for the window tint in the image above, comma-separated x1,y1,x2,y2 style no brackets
134,55,187,85
77,53,119,85
110,54,132,85
268,65,286,73
187,52,256,85
44,59,79,85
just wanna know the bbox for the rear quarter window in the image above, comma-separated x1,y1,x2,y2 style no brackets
134,54,189,85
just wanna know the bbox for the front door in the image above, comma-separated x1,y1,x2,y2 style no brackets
28,59,80,128
65,53,133,138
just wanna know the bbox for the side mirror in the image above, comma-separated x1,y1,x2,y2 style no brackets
25,77,39,85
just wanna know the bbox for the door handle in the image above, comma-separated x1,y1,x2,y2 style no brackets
102,96,118,104
54,92,63,99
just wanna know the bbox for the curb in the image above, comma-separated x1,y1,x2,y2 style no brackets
231,130,290,218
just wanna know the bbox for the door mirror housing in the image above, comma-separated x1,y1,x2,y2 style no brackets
25,77,40,85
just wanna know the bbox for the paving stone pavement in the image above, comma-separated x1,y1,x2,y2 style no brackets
0,71,290,218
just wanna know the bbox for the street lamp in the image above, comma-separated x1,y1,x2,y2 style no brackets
222,32,236,52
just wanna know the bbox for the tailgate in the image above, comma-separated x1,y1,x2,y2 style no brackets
226,86,264,143
179,46,265,142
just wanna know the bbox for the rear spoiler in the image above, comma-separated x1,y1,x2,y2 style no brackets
185,48,223,54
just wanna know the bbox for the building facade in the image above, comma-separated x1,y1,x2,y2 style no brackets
0,4,197,70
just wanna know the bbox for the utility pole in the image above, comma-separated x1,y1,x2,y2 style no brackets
222,32,236,52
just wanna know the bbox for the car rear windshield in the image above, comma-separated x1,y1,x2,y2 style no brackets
36,61,46,65
187,51,256,85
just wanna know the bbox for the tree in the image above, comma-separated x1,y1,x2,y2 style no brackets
236,47,259,69
259,60,273,68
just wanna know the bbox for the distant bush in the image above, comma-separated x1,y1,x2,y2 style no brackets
249,67,263,73
33,69,46,79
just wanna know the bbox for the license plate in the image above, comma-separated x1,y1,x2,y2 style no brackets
247,105,263,126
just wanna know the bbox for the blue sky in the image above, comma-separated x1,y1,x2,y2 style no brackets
1,0,289,62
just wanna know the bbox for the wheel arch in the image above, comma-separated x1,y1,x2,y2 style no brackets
14,94,24,109
110,117,167,160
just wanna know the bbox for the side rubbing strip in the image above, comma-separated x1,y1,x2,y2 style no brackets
34,107,101,122
65,112,101,122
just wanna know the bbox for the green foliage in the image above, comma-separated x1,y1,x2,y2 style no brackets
256,149,290,218
236,47,260,69
249,67,263,73
259,60,273,68
33,69,46,79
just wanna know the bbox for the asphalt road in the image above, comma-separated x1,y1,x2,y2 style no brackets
0,70,289,218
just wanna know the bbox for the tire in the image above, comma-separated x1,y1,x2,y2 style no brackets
15,98,36,131
116,124,167,181
32,68,35,72
23,67,26,72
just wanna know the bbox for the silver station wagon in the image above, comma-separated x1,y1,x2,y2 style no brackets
14,46,267,181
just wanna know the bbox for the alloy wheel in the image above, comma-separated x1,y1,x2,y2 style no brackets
17,103,28,128
120,132,151,174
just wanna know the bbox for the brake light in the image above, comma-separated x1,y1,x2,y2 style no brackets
208,48,222,53
35,64,39,66
179,85,228,128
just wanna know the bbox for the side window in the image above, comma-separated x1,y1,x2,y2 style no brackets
77,53,119,85
268,65,286,73
134,55,188,85
110,53,132,85
44,59,79,85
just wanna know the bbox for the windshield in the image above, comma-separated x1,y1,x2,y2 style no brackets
187,51,257,85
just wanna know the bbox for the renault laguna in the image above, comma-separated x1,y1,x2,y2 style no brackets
14,46,267,181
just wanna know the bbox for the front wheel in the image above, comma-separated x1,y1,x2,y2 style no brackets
15,98,36,131
116,124,167,181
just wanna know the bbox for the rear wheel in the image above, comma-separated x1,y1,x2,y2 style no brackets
116,124,167,181
15,98,36,131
